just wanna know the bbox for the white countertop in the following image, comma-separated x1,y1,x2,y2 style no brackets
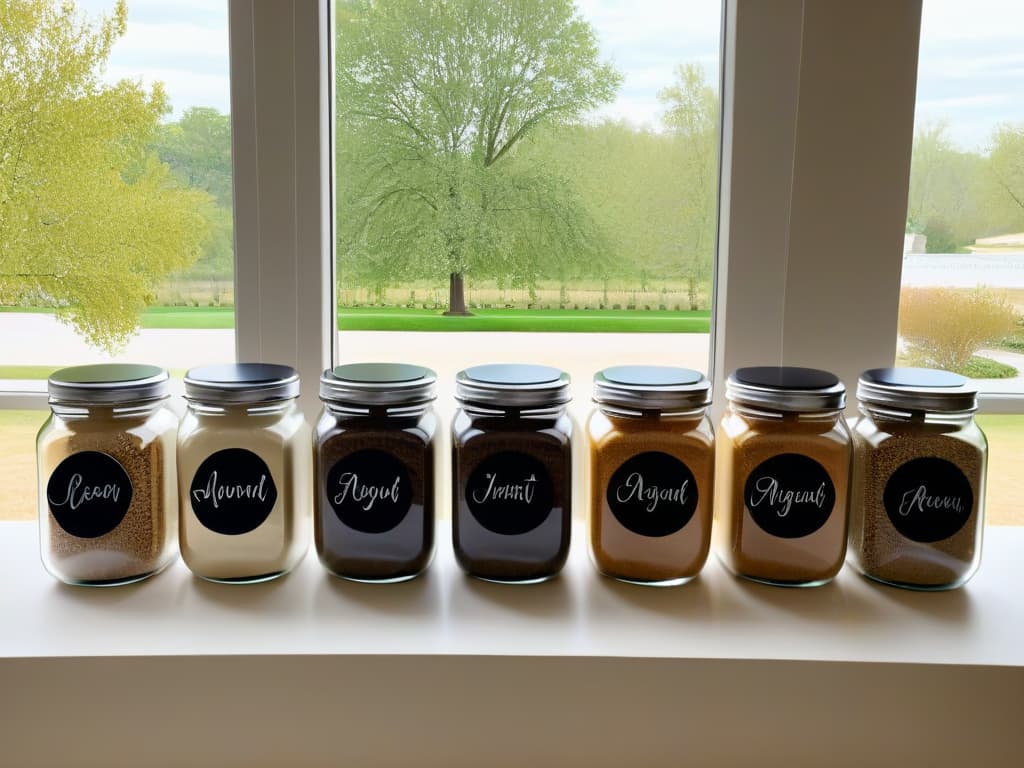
2,521,1021,666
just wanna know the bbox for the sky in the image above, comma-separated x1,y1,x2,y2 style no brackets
75,0,1024,152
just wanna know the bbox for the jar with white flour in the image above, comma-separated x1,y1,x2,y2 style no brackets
177,363,311,583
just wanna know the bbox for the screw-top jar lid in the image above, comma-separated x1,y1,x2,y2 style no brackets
185,363,300,405
320,362,437,407
726,366,846,412
857,367,977,413
593,365,711,412
48,363,170,406
455,363,571,409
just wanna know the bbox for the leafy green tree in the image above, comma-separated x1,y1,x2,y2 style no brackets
986,123,1024,231
906,123,988,252
520,64,719,309
335,0,621,313
150,107,234,281
0,0,209,347
653,63,718,309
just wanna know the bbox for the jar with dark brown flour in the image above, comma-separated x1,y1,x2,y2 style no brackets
37,364,179,586
314,363,437,582
715,367,851,587
587,366,715,586
452,364,573,583
849,368,986,590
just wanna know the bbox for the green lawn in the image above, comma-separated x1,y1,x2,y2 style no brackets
2,305,711,333
336,307,710,333
0,365,188,380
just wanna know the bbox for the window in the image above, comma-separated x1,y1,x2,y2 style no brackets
5,2,1009,534
0,0,234,517
899,0,1024,524
332,0,722,421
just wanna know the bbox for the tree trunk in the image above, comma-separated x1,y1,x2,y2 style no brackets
443,272,472,316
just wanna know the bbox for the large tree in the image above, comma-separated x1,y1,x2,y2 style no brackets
335,0,621,313
0,0,208,347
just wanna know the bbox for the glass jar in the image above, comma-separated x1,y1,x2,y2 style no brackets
587,366,715,586
37,364,179,586
177,363,310,583
314,363,437,582
452,364,573,583
849,368,986,590
715,366,851,587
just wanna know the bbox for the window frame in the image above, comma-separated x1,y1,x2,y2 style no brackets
0,0,1017,420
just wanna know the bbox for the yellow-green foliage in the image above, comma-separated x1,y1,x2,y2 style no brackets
0,0,209,349
899,286,1017,370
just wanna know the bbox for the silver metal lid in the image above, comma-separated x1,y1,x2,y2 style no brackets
594,365,711,411
48,364,170,406
455,363,571,409
185,363,300,405
320,362,437,407
857,367,977,413
726,366,846,412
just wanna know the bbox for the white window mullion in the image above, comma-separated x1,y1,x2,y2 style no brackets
229,0,334,418
716,0,922,411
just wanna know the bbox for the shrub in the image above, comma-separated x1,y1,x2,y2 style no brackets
959,356,1017,379
612,303,621,310
899,287,1018,370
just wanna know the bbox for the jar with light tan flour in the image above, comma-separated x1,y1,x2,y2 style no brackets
587,366,714,586
715,367,851,587
38,364,179,586
849,368,986,590
177,363,310,583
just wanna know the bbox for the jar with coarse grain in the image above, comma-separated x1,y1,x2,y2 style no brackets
452,364,573,583
587,366,714,586
715,367,851,587
37,364,179,586
849,368,986,590
178,363,310,584
315,363,437,582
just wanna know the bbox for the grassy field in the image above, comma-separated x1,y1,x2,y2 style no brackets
1,410,1021,524
2,305,712,333
336,307,710,333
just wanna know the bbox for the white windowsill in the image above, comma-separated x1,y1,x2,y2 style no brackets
3,520,1021,765
2,520,1021,666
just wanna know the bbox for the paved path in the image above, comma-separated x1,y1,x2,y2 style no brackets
0,312,712,416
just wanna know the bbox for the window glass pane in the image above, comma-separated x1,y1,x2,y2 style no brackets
333,0,722,429
0,412,39,521
0,1,232,520
0,0,234,390
901,0,1024,395
902,0,1024,526
976,415,1024,526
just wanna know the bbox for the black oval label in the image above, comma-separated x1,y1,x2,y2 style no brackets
465,450,554,536
883,457,973,543
190,448,278,536
744,453,835,538
327,449,412,534
606,451,698,537
47,451,133,538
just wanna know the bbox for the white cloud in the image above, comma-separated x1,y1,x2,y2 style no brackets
104,66,231,116
110,21,229,59
920,0,1024,43
917,93,1014,111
